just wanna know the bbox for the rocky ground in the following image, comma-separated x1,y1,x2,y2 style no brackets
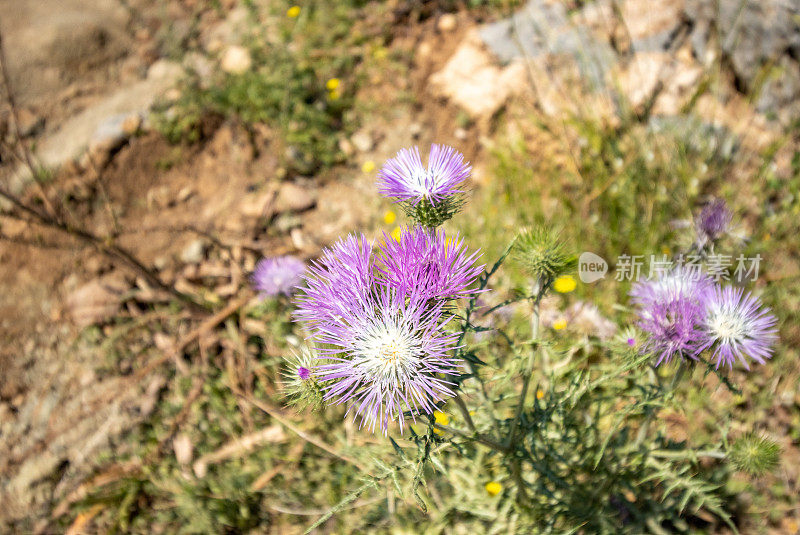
1,0,798,532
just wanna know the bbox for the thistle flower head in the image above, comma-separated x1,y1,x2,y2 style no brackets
293,231,478,432
378,226,484,301
696,198,732,243
631,269,713,365
728,433,781,476
630,266,714,309
377,144,471,227
699,285,778,369
636,294,707,366
251,255,306,297
511,226,575,286
314,289,461,433
294,235,374,334
282,347,326,410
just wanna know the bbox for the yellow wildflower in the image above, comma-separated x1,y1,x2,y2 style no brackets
326,78,340,91
383,210,397,225
361,160,375,173
391,226,402,242
553,318,567,330
536,389,545,400
434,411,450,426
286,5,301,17
553,275,576,293
485,481,502,496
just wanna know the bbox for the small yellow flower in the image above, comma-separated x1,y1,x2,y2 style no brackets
434,411,450,426
391,226,403,242
286,5,301,17
361,160,376,173
764,232,771,242
328,89,341,100
372,46,388,60
432,410,449,435
485,481,502,496
553,275,576,293
326,78,340,91
536,389,545,400
383,210,397,225
661,246,671,255
553,318,567,331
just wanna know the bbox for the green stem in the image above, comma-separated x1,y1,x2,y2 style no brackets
650,449,726,460
432,423,509,453
506,293,541,448
452,394,476,433
634,360,688,449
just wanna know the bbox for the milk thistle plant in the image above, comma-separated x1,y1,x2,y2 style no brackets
282,147,781,533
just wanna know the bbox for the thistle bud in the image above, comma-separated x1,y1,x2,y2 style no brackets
402,195,463,228
511,226,576,290
728,433,781,476
282,347,325,411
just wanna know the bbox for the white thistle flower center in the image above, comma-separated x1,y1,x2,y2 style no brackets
358,324,420,383
409,168,432,197
708,306,747,342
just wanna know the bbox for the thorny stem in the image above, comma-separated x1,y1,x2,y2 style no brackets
452,393,476,433
503,289,543,505
650,449,726,460
634,359,688,449
507,290,542,448
244,394,373,474
432,422,509,454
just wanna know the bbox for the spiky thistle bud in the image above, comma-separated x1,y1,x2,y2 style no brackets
511,226,576,290
401,195,464,228
728,433,781,476
282,347,325,411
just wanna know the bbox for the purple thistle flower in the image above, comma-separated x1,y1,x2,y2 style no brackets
631,268,712,365
293,230,476,432
637,295,707,366
630,266,713,309
252,256,306,297
297,366,311,381
377,144,471,206
377,226,484,301
627,338,636,347
699,285,778,369
294,234,375,334
696,198,732,242
314,288,461,433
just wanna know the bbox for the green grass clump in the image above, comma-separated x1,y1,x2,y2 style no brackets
154,0,387,174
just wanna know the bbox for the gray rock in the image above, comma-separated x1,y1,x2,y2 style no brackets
7,60,182,194
479,0,616,88
685,0,800,118
89,113,130,153
428,32,528,118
